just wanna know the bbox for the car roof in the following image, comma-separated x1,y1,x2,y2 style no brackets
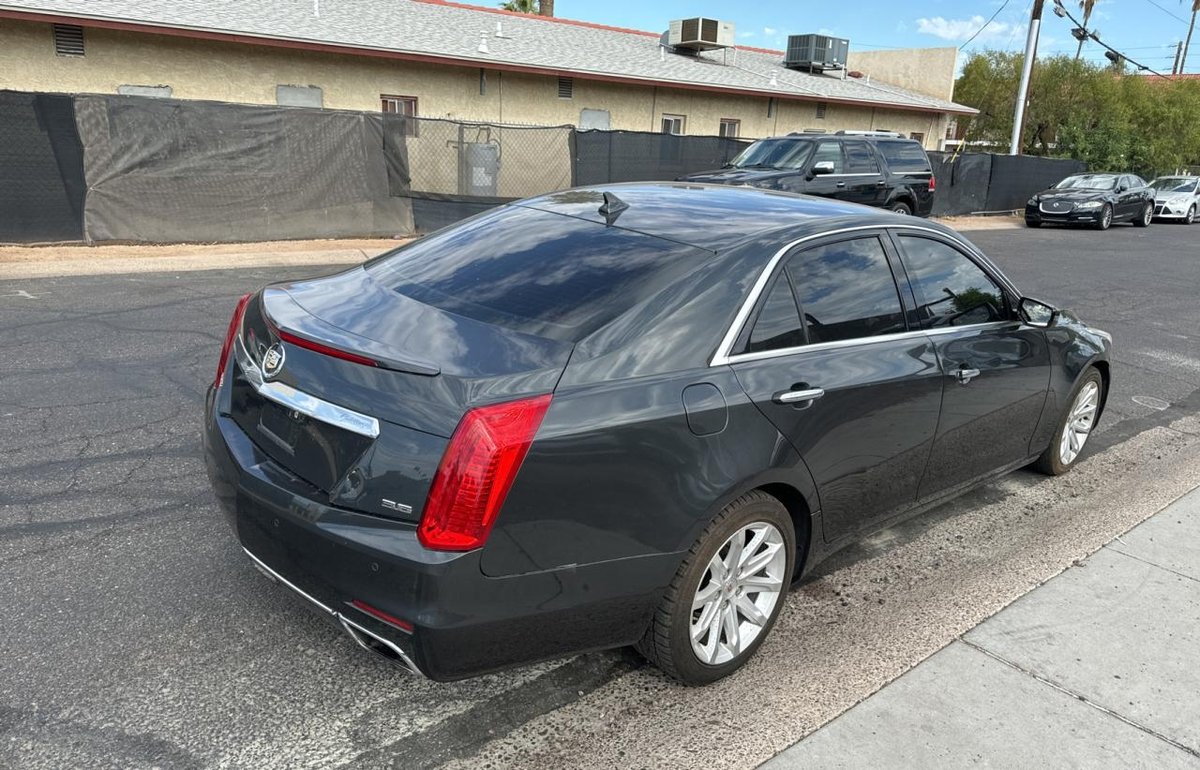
515,183,892,253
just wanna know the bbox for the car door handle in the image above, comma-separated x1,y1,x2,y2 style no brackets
876,180,886,186
773,387,825,404
952,367,981,385
836,182,846,188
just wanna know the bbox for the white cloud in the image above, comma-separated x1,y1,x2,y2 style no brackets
738,30,756,38
763,26,777,36
915,15,1024,44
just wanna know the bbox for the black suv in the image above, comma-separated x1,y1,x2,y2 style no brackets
679,132,935,217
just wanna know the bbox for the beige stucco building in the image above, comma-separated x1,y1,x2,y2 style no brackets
0,1,972,147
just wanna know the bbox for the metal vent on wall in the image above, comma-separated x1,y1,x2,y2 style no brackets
53,24,85,57
557,76,574,99
815,102,827,119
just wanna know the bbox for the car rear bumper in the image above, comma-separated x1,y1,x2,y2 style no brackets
204,386,678,681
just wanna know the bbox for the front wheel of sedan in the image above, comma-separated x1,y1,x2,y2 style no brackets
1093,204,1113,230
1186,205,1196,225
1033,368,1104,476
636,491,796,686
1133,202,1153,227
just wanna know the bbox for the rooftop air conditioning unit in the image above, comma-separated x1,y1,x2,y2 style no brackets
667,17,735,51
784,34,849,72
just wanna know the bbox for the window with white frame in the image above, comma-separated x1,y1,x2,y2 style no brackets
382,95,419,136
661,114,685,135
719,119,740,138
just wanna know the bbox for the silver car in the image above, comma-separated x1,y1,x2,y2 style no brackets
1150,176,1200,224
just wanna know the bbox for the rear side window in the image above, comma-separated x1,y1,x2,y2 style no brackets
843,141,880,173
786,236,906,343
875,140,931,173
896,236,1008,328
744,277,804,353
366,206,705,341
810,141,845,173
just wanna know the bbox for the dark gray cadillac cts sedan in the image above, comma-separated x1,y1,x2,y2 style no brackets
205,184,1112,685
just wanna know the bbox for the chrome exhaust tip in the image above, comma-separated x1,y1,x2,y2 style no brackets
339,615,423,676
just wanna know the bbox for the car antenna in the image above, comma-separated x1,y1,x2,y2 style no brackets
598,192,629,225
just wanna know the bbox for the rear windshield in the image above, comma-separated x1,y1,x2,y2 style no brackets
874,140,931,172
366,206,706,342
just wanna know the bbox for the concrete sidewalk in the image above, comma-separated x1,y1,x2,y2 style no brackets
763,485,1200,769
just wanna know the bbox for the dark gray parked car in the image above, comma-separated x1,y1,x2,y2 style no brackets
205,184,1112,685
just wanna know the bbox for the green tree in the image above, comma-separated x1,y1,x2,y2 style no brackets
954,50,1200,174
499,0,538,11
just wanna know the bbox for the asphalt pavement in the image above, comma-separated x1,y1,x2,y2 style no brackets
2,221,1199,769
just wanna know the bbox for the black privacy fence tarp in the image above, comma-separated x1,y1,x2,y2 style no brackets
0,91,86,242
73,95,412,242
0,90,1094,242
929,151,1087,216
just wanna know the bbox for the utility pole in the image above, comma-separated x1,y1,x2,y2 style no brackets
1173,41,1184,75
1009,0,1045,155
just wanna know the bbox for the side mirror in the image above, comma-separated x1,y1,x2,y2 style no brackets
811,161,836,176
1019,297,1059,328
1118,184,1129,193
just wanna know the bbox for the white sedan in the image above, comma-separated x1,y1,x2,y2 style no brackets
1150,176,1200,224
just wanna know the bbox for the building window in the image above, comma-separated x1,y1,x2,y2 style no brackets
910,132,925,144
557,76,574,99
719,119,740,138
661,114,686,135
52,24,85,57
815,101,828,119
767,98,776,118
382,95,419,136
276,85,323,108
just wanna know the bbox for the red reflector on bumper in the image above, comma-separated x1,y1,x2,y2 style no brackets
349,599,414,633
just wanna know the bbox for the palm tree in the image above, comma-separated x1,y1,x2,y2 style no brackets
1075,0,1096,59
1181,0,1200,73
499,0,537,12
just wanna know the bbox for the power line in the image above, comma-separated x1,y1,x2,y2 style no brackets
1141,0,1191,25
1049,0,1174,78
960,0,1014,49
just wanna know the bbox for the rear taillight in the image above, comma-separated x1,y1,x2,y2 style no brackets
214,293,253,387
929,174,937,192
418,394,553,551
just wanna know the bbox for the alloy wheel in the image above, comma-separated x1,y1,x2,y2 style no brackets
1187,206,1196,225
1101,206,1112,229
1059,381,1099,466
689,522,787,666
1143,204,1153,226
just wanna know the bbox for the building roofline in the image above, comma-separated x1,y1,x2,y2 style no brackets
0,7,977,115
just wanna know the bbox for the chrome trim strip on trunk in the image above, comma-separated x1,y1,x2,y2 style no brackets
243,547,425,676
709,223,1021,367
234,336,381,439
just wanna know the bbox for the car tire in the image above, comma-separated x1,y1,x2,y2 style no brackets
1186,206,1196,225
1032,367,1104,476
1133,202,1153,227
1025,218,1042,228
890,201,913,216
636,490,796,686
1093,204,1113,230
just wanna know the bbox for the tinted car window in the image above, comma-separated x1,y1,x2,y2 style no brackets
744,277,805,353
875,140,931,172
811,141,845,173
844,141,880,173
785,236,906,344
366,206,705,341
897,236,1008,328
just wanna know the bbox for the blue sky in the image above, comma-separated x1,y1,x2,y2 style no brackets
474,0,1199,74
